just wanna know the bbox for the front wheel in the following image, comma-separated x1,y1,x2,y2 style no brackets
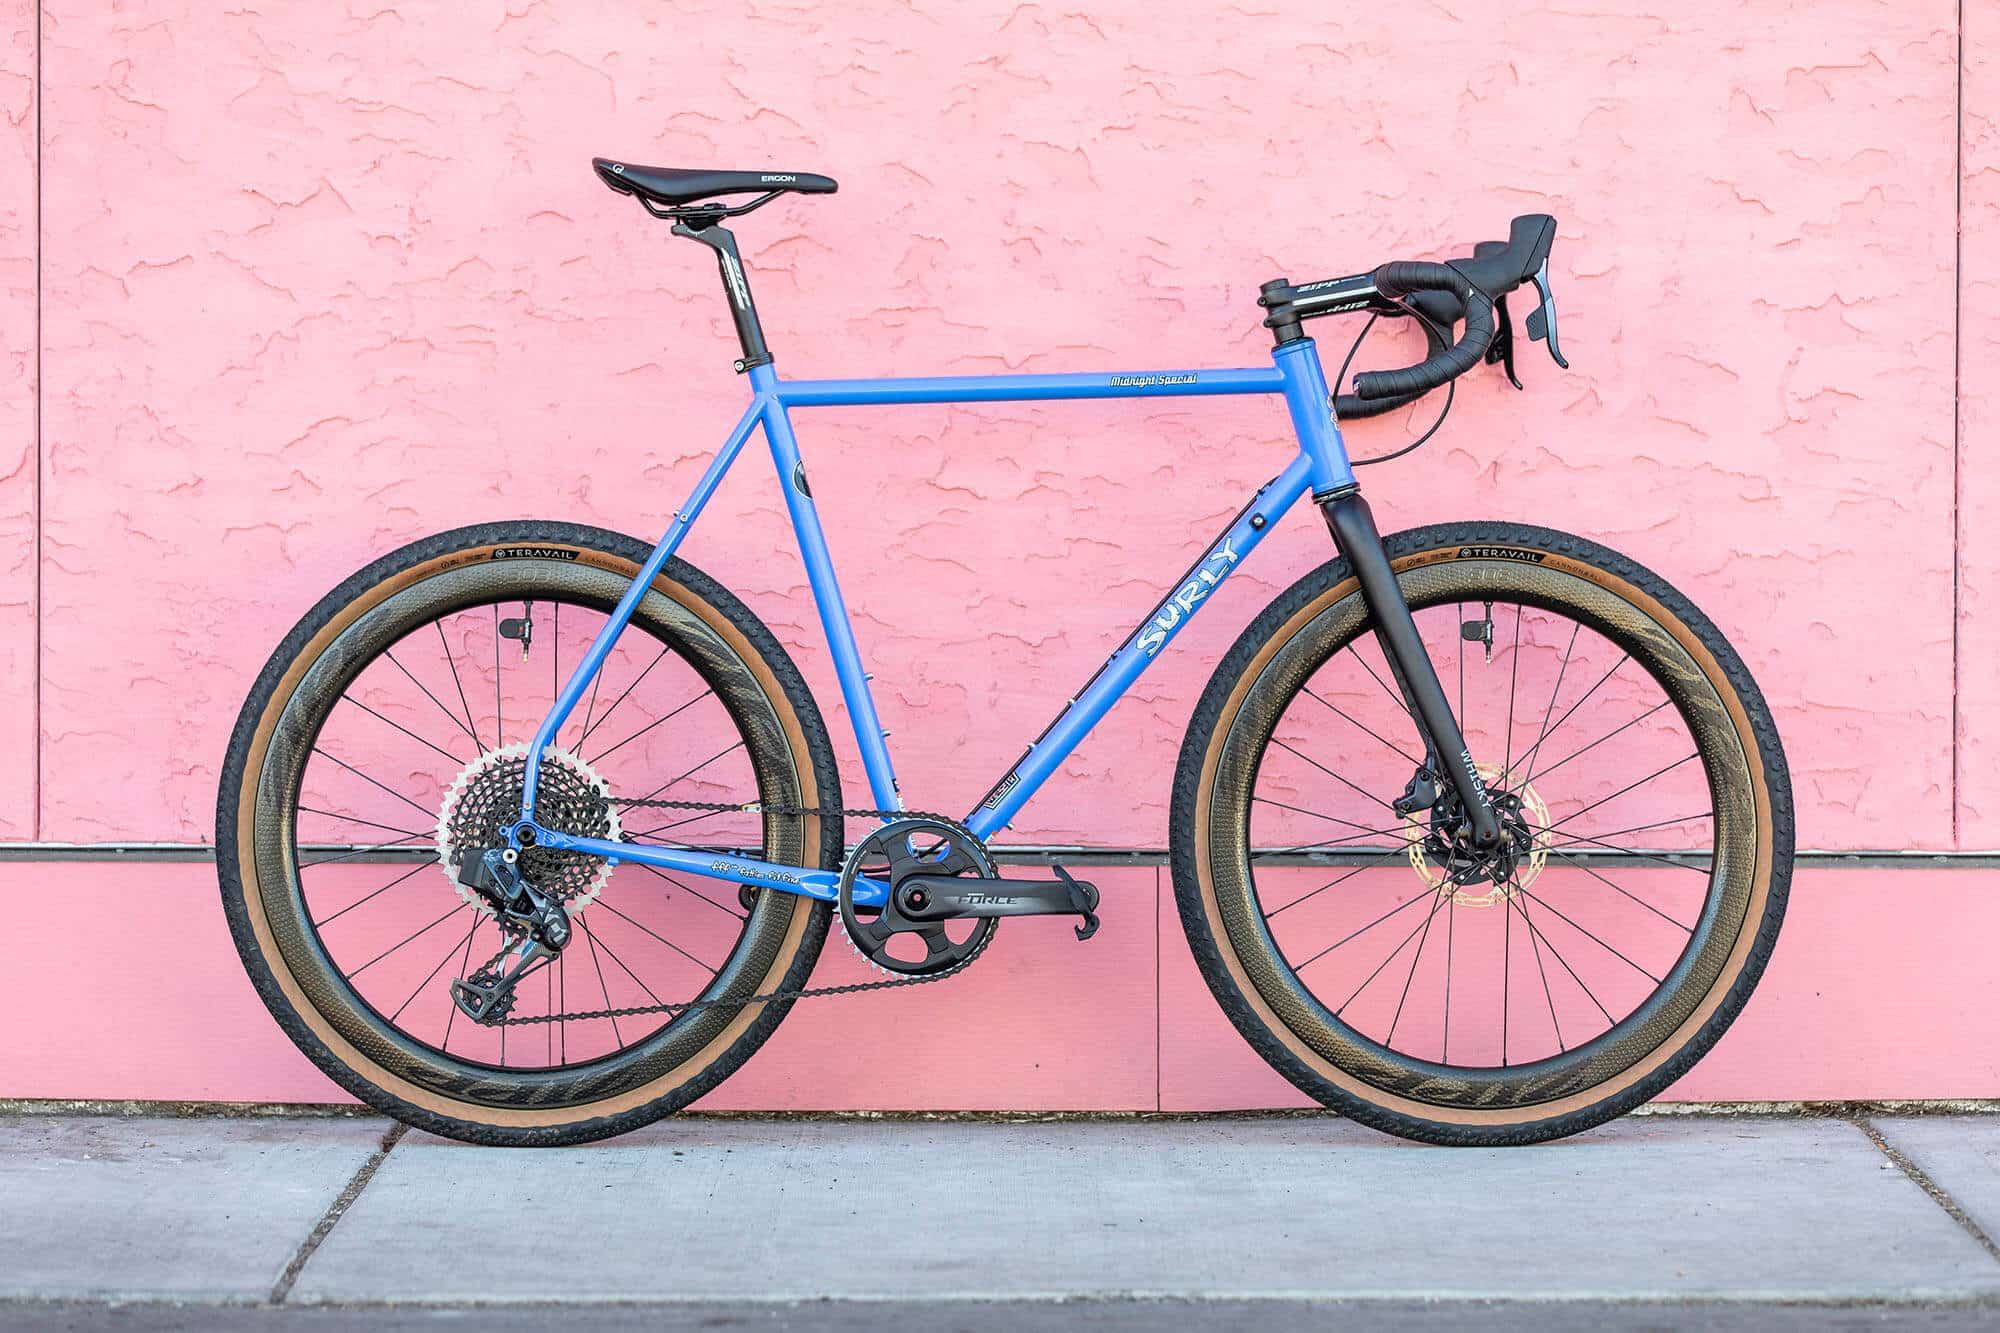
1171,522,1793,1145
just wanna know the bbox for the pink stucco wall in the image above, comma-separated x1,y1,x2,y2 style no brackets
2,1,1992,1107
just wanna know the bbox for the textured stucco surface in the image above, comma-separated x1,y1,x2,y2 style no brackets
5,3,1993,1105
0,2,33,841
1962,0,2000,845
27,0,1964,849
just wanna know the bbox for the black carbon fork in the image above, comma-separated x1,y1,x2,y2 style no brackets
1318,487,1503,849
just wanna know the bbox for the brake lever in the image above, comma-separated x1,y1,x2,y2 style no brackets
1486,294,1524,390
1523,257,1569,369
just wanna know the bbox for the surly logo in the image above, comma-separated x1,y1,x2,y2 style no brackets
1137,538,1241,656
492,546,579,561
1458,546,1545,563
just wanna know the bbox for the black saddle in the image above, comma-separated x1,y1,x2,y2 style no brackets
593,159,837,211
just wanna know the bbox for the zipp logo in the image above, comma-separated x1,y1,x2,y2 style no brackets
1137,538,1241,656
492,546,579,561
1458,546,1545,563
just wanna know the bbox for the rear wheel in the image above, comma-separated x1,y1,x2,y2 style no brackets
1171,522,1792,1145
217,521,842,1145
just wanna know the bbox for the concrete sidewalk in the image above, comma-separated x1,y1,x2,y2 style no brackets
3,1111,2000,1328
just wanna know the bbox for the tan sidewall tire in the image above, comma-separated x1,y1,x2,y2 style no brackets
1170,523,1793,1144
217,523,841,1144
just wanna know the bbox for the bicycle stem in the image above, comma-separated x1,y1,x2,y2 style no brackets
1318,486,1503,849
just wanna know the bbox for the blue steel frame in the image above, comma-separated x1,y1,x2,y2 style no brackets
517,337,1355,908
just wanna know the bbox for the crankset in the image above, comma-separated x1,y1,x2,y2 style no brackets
837,816,1101,975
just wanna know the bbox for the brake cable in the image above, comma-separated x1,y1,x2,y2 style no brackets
1336,297,1458,468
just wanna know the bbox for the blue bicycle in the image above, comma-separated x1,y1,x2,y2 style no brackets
218,161,1793,1146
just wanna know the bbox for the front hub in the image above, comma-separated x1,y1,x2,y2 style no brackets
1402,761,1549,907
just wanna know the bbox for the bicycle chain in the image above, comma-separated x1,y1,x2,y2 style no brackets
470,795,981,1027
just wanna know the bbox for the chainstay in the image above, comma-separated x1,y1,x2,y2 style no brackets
478,798,982,1027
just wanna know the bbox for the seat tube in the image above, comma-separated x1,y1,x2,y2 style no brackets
750,365,903,810
1272,339,1356,495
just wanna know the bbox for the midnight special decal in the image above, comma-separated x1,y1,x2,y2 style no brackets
492,546,582,561
1108,373,1198,388
1458,546,1546,563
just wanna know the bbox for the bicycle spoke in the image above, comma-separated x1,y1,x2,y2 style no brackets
385,648,481,750
440,916,482,1053
1542,829,1713,874
1516,895,1618,1028
1334,888,1450,1016
1267,845,1411,919
298,833,433,869
1515,653,1629,787
1538,812,1714,851
1456,602,1466,740
1300,687,1422,767
619,742,747,811
1441,892,1455,1063
1252,822,1413,864
348,902,466,979
389,912,482,1023
338,696,464,766
1384,879,1444,1046
1542,752,1701,835
589,688,715,766
591,899,721,975
580,916,625,1048
1501,892,1513,1065
627,861,747,922
1513,884,1661,983
1270,738,1399,814
312,747,437,823
1515,622,1579,789
1502,603,1523,778
1544,849,1697,931
492,604,504,746
314,861,436,928
1529,699,1671,786
1348,643,1414,719
297,806,433,842
1518,892,1566,1051
578,646,671,748
434,619,485,754
1252,795,1395,838
585,915,666,1009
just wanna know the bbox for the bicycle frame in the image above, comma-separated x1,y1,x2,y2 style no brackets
515,333,1495,907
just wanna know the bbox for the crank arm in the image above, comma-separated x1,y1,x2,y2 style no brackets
898,868,1101,940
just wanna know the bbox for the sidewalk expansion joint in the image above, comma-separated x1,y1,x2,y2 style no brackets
268,1120,407,1304
1851,1113,2000,1266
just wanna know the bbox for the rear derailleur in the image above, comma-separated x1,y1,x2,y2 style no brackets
449,847,571,1023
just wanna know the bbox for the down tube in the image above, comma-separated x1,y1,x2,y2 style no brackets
963,450,1317,840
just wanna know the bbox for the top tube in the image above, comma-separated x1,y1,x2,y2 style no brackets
773,367,1284,407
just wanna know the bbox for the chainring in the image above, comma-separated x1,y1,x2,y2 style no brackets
837,816,998,977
